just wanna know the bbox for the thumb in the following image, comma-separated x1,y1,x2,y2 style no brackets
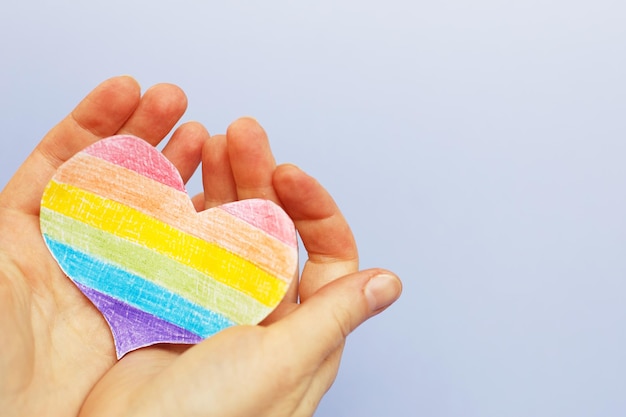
271,269,402,362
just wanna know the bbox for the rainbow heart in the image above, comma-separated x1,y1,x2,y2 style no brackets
40,135,298,358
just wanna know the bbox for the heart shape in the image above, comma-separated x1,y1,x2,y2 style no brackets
40,135,298,358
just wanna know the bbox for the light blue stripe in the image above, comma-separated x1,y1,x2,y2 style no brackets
44,236,235,338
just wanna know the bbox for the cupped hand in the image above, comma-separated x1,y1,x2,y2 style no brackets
0,77,402,417
0,76,207,417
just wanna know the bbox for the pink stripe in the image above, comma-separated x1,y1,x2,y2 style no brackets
84,135,186,192
219,200,297,248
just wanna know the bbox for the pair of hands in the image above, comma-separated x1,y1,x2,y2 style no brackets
0,76,401,417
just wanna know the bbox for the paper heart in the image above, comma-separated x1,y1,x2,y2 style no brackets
40,135,298,358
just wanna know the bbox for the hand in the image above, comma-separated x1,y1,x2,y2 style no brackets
0,77,402,417
0,76,208,416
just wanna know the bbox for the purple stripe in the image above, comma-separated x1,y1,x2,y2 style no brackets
76,283,203,358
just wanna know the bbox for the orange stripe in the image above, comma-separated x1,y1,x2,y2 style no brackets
53,153,297,283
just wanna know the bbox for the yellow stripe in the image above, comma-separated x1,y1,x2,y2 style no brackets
42,181,288,307
53,153,296,282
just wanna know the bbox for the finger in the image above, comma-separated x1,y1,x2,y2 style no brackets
271,269,402,369
117,83,188,146
201,131,300,304
202,134,237,208
273,164,358,300
226,117,279,202
225,119,299,303
273,164,356,262
161,121,209,185
190,193,206,212
0,76,141,214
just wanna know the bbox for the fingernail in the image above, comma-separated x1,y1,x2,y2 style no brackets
364,274,402,312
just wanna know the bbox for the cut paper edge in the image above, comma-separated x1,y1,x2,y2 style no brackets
40,135,298,357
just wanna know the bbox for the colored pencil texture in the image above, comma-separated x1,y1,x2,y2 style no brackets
40,135,298,358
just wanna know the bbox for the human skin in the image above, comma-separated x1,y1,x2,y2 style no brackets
0,76,402,417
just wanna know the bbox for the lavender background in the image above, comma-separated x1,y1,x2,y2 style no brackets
2,1,626,416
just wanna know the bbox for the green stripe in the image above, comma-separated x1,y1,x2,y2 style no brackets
41,207,271,325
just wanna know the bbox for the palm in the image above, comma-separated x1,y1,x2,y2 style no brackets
0,208,116,415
